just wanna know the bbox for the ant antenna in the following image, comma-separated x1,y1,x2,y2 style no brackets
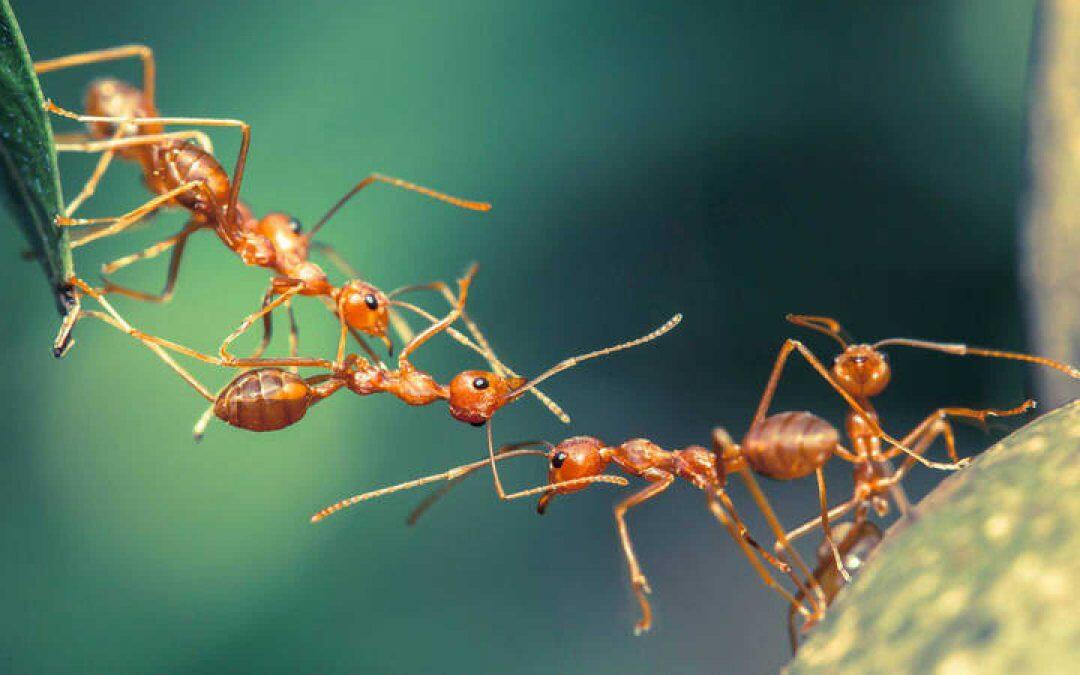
310,448,549,522
507,314,683,402
870,338,1080,379
309,448,628,522
786,314,851,349
307,174,492,238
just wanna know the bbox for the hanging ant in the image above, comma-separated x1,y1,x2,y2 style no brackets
68,265,680,463
35,45,490,359
310,434,819,636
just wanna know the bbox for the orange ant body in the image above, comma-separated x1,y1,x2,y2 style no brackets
69,263,681,461
699,314,1075,635
34,45,490,357
744,315,1076,549
311,433,818,636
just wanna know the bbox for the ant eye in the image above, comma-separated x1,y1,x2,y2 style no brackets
551,451,567,469
363,294,379,310
288,218,303,234
472,377,489,390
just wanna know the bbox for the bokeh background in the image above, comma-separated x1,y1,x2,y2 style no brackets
1,1,1058,673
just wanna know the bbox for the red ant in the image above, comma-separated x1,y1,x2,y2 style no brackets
35,45,490,359
310,434,819,635
68,264,682,488
708,314,1074,603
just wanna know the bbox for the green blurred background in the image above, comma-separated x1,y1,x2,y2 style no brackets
2,1,1052,673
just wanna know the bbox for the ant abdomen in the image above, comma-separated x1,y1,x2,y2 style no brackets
145,141,231,216
213,368,315,432
84,78,162,158
742,411,838,480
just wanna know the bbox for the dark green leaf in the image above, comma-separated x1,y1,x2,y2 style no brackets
0,0,72,315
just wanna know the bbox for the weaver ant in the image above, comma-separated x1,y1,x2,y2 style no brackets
311,433,818,636
68,262,681,489
35,45,490,359
705,314,1074,610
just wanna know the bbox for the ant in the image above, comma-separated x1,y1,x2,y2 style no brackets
310,434,820,636
711,314,1075,593
35,45,490,359
68,264,682,495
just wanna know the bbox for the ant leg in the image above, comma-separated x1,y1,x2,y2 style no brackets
883,401,1037,468
62,127,123,217
219,284,304,363
285,299,300,374
56,130,214,154
35,44,157,104
315,295,385,366
816,468,850,583
65,181,209,249
44,101,250,221
62,278,215,401
613,476,674,636
706,493,812,619
396,264,477,367
783,497,861,546
754,339,960,471
99,225,198,303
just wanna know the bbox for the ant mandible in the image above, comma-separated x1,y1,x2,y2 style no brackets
35,45,490,359
310,434,817,636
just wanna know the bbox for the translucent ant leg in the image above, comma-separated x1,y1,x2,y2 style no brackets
285,299,300,374
705,493,812,619
816,468,850,583
753,339,960,471
883,401,1037,468
100,224,199,303
733,464,827,612
64,180,210,249
783,498,860,546
612,475,674,636
44,101,251,221
63,126,123,218
35,44,157,104
396,264,477,368
389,279,566,422
62,278,214,401
219,284,305,364
56,130,214,154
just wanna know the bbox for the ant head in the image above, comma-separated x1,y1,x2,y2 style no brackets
255,213,310,263
338,280,391,338
537,436,611,514
833,344,890,398
447,371,527,426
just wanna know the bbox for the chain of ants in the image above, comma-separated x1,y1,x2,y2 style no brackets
35,45,1080,650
